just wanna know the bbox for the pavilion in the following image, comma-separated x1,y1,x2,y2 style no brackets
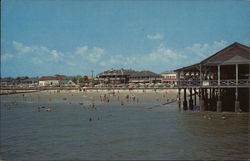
175,42,249,112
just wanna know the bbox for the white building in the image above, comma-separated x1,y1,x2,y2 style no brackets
161,71,178,86
39,76,59,86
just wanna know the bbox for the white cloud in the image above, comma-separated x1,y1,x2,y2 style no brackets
149,43,186,60
74,46,88,55
13,41,33,53
97,41,228,71
86,47,106,63
11,41,64,62
50,50,62,60
40,46,50,53
5,40,228,75
147,33,164,40
66,61,76,66
1,53,14,61
185,40,227,58
32,57,43,64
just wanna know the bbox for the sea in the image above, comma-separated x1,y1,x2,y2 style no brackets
0,91,249,160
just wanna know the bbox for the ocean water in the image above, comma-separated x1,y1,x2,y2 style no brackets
0,91,249,160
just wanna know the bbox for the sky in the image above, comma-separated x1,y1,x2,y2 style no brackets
1,0,250,77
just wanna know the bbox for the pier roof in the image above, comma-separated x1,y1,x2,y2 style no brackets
175,42,250,72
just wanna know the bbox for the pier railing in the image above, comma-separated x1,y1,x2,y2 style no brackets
178,79,250,87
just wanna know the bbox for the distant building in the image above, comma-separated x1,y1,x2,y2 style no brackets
97,69,162,85
161,71,178,86
39,76,59,86
0,77,15,87
22,77,39,87
97,69,135,84
54,74,66,80
59,79,77,87
129,71,162,83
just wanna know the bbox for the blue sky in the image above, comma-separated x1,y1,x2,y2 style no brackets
1,0,250,77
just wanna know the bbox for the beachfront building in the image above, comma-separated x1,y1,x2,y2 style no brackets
175,42,249,112
0,77,16,87
22,77,39,87
96,69,162,86
96,69,135,85
39,76,60,87
161,71,178,86
54,74,66,80
128,71,162,84
59,79,77,87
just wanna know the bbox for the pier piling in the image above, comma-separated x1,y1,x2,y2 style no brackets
183,88,188,110
189,88,193,110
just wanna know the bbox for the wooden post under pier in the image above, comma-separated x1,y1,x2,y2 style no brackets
194,88,197,106
200,89,205,111
178,88,181,111
189,88,193,110
183,88,188,110
217,88,222,112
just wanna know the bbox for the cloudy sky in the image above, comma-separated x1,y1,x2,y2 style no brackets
1,0,250,77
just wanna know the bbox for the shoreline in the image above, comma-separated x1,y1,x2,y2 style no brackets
0,87,177,95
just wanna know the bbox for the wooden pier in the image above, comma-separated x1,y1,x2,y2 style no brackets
175,42,250,112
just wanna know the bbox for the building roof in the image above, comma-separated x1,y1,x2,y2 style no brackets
161,70,177,74
175,42,250,72
55,74,66,80
201,42,249,65
97,69,136,76
23,77,39,82
97,69,161,78
39,76,58,81
130,71,161,77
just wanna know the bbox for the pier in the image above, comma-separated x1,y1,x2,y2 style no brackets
175,42,250,112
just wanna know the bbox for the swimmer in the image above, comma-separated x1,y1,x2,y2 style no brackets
89,117,92,122
221,115,226,120
46,107,51,112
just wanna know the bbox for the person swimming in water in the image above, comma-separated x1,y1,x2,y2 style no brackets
46,107,51,112
221,115,226,120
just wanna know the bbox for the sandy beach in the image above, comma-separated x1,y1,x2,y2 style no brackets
2,88,178,106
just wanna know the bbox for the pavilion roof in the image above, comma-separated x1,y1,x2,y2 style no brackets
175,42,250,72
